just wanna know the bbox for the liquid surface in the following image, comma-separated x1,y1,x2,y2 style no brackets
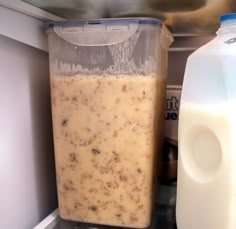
51,75,165,228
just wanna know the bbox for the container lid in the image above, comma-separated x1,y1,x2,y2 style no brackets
46,17,162,29
220,13,236,23
47,18,162,46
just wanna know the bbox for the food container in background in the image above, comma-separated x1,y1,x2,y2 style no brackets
108,0,167,24
149,0,206,12
108,0,148,17
47,18,173,228
150,0,236,34
160,86,181,183
24,0,236,34
22,0,107,19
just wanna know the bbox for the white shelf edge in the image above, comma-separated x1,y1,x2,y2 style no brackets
33,209,59,229
0,5,48,51
0,0,64,21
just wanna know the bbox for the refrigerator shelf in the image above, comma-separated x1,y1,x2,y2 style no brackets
0,0,63,21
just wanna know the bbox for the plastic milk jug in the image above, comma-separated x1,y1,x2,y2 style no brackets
177,13,236,229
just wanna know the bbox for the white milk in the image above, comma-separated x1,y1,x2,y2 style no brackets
177,13,236,229
177,102,236,229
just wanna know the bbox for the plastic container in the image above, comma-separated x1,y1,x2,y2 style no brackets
108,0,148,16
149,0,206,12
156,0,236,34
23,0,236,34
176,13,236,229
47,18,173,228
160,85,181,184
23,0,107,19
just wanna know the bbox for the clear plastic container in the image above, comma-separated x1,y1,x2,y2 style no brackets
47,18,173,228
177,13,236,229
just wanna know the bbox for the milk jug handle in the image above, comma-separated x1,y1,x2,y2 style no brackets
160,25,174,49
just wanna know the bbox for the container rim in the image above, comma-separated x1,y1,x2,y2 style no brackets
46,17,162,29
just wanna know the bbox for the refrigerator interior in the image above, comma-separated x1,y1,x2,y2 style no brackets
21,0,236,34
0,32,57,229
0,1,215,228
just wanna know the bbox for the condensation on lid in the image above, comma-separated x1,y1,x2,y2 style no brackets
220,13,236,23
46,17,162,29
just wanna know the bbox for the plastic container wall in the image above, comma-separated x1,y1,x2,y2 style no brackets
47,18,173,228
48,19,172,77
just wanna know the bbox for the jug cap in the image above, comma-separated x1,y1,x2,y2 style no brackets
220,13,236,23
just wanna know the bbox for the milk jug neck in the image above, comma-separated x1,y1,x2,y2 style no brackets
217,14,236,35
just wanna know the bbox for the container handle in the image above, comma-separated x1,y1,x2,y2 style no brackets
160,25,174,49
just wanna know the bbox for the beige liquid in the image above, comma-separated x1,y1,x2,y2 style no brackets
51,75,165,228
